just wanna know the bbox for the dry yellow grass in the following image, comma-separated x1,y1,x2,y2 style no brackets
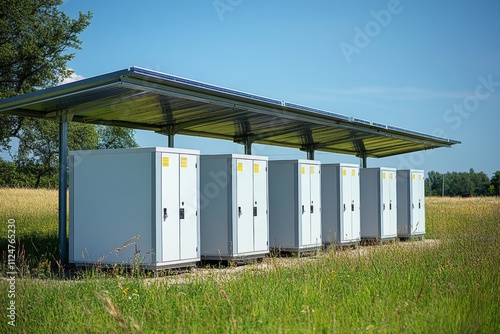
0,188,60,236
0,188,58,216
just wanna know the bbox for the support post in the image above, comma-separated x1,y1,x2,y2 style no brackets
168,133,175,148
300,143,316,160
244,139,252,155
360,152,367,168
58,115,69,264
307,148,315,160
354,139,367,168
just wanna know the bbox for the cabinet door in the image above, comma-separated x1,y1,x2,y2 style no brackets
412,172,425,234
388,171,398,237
310,164,322,245
161,153,180,262
253,160,268,252
300,164,311,246
236,159,254,254
381,171,391,237
179,154,198,260
341,167,352,242
350,167,361,241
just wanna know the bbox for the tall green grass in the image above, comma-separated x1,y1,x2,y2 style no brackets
1,190,499,333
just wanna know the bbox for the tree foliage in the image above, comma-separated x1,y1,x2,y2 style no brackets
425,169,500,197
0,0,92,97
0,1,139,188
0,0,93,142
96,125,138,150
0,122,138,188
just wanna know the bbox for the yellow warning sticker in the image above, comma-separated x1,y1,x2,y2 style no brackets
390,173,393,179
301,166,305,175
162,157,169,167
237,162,243,172
419,174,422,180
352,169,356,176
181,157,188,168
311,166,315,174
342,169,346,176
254,163,259,173
383,172,386,179
412,173,416,180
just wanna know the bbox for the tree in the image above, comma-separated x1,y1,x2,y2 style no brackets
96,126,139,150
14,118,98,188
425,169,500,197
1,121,138,188
0,0,92,142
491,171,500,197
426,171,443,196
0,2,140,188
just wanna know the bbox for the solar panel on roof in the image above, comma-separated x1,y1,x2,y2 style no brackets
283,102,351,121
130,66,283,106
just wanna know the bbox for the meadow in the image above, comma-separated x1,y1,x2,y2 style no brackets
0,188,499,333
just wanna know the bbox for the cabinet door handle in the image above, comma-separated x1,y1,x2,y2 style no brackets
238,206,242,217
302,205,305,214
163,208,167,220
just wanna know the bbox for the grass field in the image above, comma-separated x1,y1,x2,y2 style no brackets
1,188,499,333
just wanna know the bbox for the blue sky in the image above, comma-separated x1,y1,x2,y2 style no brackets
59,0,499,177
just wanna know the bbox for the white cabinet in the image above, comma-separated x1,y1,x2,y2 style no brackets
269,160,322,252
321,163,360,245
360,167,398,241
397,169,425,238
69,147,200,269
199,154,269,260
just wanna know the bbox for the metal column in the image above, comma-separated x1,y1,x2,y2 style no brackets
235,135,253,155
244,139,252,155
355,139,367,168
360,152,367,168
307,148,315,160
168,133,175,148
58,114,69,263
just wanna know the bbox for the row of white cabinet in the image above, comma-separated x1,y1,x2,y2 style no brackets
69,147,425,269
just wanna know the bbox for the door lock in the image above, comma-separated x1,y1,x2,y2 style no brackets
163,208,167,220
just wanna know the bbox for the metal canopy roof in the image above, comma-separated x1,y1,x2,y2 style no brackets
0,66,460,158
